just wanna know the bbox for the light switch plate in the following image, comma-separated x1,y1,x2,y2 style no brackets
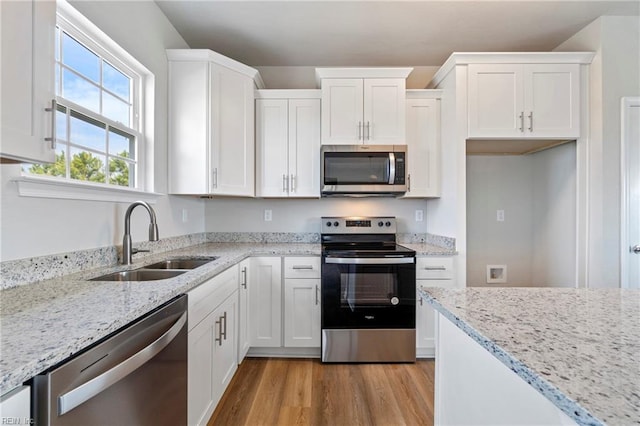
415,210,424,222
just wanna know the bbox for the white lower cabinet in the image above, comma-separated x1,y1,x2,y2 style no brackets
237,258,251,362
249,257,282,347
435,312,577,425
283,257,321,347
0,385,30,422
187,265,238,426
416,256,456,358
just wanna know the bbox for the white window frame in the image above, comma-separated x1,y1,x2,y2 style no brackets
17,0,159,203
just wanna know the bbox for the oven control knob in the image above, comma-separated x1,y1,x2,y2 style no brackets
333,221,339,227
326,221,332,227
378,221,384,227
390,297,399,305
385,221,392,227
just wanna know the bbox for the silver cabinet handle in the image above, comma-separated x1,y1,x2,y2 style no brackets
58,312,186,416
528,112,533,132
366,121,371,140
315,284,319,305
213,168,218,189
292,265,314,270
215,316,223,346
45,99,57,149
282,174,287,192
407,174,411,192
519,112,524,132
420,297,423,306
632,245,640,254
325,257,414,265
241,266,247,288
358,121,362,141
221,311,227,341
424,266,447,271
290,174,295,193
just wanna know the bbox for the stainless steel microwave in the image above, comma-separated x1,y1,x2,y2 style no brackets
321,145,407,196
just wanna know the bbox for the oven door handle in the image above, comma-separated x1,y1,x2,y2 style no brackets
324,257,414,265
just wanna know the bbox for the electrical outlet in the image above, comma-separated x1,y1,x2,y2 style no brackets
181,209,188,223
264,209,272,221
415,209,424,222
497,210,505,222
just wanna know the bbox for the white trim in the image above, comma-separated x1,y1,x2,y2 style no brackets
255,89,321,99
315,67,414,87
406,89,443,99
620,96,640,288
428,51,595,89
166,49,264,88
15,175,162,204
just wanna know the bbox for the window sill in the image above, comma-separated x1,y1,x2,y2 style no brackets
15,175,163,203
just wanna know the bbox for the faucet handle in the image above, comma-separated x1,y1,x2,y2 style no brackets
132,247,150,255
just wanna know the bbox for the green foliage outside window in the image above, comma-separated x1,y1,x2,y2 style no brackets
27,151,130,186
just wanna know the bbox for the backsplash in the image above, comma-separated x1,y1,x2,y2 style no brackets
0,232,454,289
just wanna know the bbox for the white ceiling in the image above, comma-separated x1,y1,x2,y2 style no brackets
155,0,639,67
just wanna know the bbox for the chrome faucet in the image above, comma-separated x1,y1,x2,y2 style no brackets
122,201,159,265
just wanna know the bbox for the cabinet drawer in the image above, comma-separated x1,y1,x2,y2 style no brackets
188,265,238,330
417,279,456,290
416,257,454,279
284,257,321,279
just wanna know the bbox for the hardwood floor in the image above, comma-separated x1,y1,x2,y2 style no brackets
208,358,435,426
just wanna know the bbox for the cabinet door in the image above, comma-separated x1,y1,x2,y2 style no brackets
0,386,30,421
210,64,255,196
321,79,364,145
284,278,321,347
212,292,238,408
404,98,440,198
468,64,524,138
256,99,289,197
416,289,436,353
363,78,406,145
237,259,251,363
188,312,215,426
0,0,55,163
524,64,580,138
168,60,209,194
249,257,282,347
288,99,321,197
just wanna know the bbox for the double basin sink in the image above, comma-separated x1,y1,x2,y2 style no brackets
90,257,218,282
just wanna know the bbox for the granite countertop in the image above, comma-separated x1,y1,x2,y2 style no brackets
0,242,319,395
419,287,640,426
0,239,453,395
402,242,456,256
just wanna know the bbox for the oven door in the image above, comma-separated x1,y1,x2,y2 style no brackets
321,256,416,329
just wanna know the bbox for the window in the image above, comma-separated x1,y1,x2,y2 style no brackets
24,3,148,191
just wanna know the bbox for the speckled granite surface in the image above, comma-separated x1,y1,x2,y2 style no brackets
419,287,640,426
0,242,318,395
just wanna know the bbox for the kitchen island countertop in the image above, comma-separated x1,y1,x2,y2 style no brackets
420,286,640,426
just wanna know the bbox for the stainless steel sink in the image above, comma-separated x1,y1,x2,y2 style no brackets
144,257,218,270
90,269,186,282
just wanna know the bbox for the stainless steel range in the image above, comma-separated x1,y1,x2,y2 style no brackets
321,216,416,363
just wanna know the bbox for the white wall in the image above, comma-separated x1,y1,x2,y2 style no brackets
204,198,429,234
466,155,534,287
466,143,577,287
555,16,640,288
0,1,206,261
256,66,440,89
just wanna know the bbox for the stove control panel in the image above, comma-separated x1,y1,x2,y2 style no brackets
322,217,397,234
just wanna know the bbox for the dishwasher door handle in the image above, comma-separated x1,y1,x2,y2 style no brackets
58,312,187,416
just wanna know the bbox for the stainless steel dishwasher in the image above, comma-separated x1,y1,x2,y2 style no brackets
33,295,187,425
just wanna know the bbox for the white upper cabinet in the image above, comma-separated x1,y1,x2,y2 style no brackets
256,91,320,198
167,50,262,196
404,93,441,198
468,63,580,139
1,0,56,163
317,68,412,145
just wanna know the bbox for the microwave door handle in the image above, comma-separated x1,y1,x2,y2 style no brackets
388,152,396,184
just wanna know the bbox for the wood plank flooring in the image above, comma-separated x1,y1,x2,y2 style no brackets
208,358,435,426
